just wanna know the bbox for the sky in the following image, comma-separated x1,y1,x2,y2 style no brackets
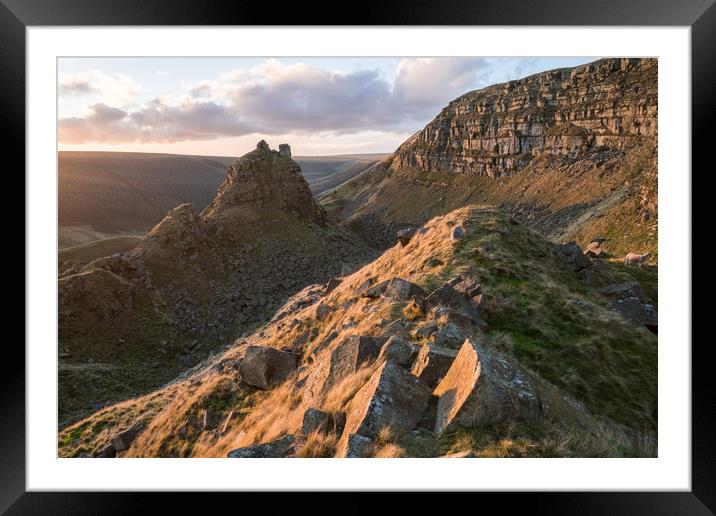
58,57,597,157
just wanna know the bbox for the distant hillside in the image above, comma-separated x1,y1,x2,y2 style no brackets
58,150,384,244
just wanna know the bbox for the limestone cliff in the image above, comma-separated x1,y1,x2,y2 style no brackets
324,58,658,257
391,58,657,178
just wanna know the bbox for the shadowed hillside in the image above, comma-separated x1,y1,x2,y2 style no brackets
59,151,383,247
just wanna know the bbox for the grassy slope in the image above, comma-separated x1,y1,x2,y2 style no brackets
322,143,658,260
58,205,656,458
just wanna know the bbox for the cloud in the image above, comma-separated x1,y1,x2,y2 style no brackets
58,58,514,145
58,70,141,105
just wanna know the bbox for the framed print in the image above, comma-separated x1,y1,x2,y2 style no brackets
5,0,711,512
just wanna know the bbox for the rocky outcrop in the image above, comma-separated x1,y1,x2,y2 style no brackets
433,339,543,434
391,58,657,178
336,360,431,457
202,140,326,229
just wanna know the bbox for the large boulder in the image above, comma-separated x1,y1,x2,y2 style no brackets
304,335,382,397
239,346,299,389
600,282,647,303
110,421,147,452
383,278,427,304
607,297,658,330
432,323,466,350
227,435,299,458
584,240,607,258
378,336,420,367
558,241,592,272
411,345,458,388
433,339,542,435
424,283,483,326
336,361,431,457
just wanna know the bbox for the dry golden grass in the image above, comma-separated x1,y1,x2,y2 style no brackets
293,431,337,458
60,204,657,458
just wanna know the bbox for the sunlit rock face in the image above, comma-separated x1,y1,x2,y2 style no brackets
391,58,657,178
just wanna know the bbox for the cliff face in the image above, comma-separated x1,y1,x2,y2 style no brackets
391,58,657,178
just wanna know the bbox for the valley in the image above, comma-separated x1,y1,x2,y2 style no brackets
58,57,658,459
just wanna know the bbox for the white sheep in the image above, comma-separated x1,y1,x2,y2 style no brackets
624,252,652,268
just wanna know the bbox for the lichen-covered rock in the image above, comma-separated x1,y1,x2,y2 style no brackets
227,435,299,458
432,323,466,350
424,283,483,326
411,344,458,388
239,346,299,389
343,434,373,458
336,361,431,456
607,297,657,330
304,335,383,397
558,241,593,272
378,336,420,367
433,339,542,434
383,277,427,304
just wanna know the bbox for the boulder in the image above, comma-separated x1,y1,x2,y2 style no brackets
433,323,466,350
227,435,299,458
110,421,146,452
433,339,542,435
383,278,427,304
411,345,458,388
336,361,431,456
558,241,592,272
239,346,299,389
452,226,466,240
584,241,606,258
600,282,647,303
304,335,382,396
95,444,117,458
413,321,439,340
378,336,420,367
301,408,346,436
424,283,483,326
397,227,418,247
607,297,658,329
344,434,373,458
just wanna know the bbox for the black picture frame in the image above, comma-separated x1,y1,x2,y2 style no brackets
4,0,710,512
